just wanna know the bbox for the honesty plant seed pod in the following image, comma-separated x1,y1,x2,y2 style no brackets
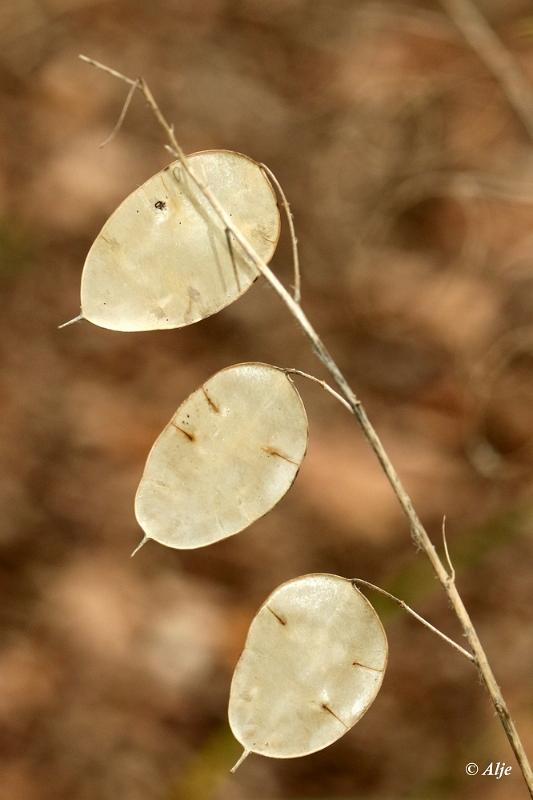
135,363,308,549
229,573,388,766
79,150,280,331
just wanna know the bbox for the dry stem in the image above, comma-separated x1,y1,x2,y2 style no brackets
351,578,474,662
260,163,301,302
283,368,352,412
98,79,140,148
79,54,533,796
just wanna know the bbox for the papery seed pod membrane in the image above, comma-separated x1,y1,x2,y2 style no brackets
79,150,280,331
228,573,388,766
135,363,308,549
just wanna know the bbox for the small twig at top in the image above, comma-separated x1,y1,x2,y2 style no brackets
260,163,301,303
352,578,474,663
79,54,137,87
99,78,140,148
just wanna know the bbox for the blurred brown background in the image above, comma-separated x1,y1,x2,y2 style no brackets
1,1,533,798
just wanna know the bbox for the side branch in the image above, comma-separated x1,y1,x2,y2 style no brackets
260,163,301,302
352,578,474,662
283,368,352,412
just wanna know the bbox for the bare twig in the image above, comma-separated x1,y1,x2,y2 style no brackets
283,368,352,412
99,78,139,148
79,55,533,797
260,163,301,303
79,55,137,87
352,578,474,662
441,515,456,584
440,0,533,140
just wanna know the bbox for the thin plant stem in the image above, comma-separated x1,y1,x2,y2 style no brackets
78,54,533,797
442,515,456,584
283,368,352,412
260,163,301,302
351,579,475,663
98,78,140,148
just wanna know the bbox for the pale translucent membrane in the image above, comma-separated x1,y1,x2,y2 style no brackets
80,150,280,331
135,363,308,549
229,574,388,762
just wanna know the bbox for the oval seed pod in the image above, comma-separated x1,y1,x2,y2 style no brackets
79,150,280,331
229,573,388,765
135,363,308,549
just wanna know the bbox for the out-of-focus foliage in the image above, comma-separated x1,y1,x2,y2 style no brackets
1,1,533,799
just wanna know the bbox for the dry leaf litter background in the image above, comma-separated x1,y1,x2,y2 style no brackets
1,1,533,799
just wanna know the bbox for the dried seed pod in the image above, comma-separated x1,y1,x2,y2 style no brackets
229,573,388,765
135,363,308,549
79,150,280,331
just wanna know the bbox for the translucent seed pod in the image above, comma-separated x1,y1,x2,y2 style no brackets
229,573,388,767
79,150,280,331
135,363,308,549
